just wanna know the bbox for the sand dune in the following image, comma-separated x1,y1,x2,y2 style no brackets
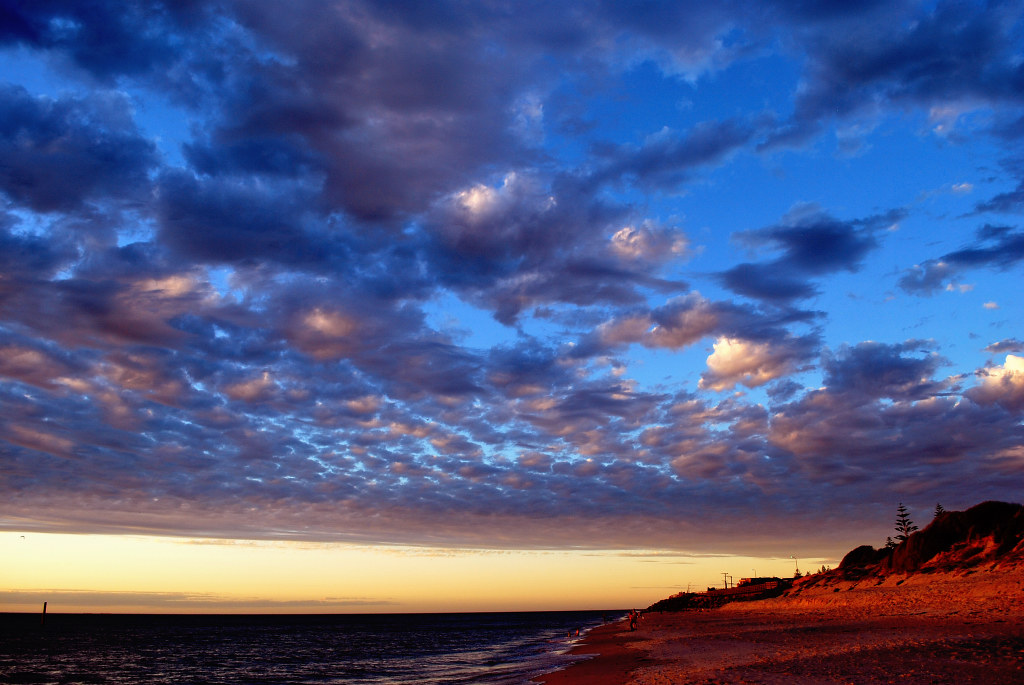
540,566,1024,684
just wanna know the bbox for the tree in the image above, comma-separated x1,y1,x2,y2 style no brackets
885,536,898,550
895,502,918,543
934,502,945,518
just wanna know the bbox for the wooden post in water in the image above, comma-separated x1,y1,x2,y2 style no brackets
41,601,47,626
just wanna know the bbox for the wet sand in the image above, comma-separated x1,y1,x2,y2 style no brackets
535,568,1024,684
536,621,651,685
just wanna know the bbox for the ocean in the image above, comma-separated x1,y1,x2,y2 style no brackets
0,610,621,684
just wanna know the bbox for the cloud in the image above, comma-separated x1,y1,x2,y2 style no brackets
899,224,1024,294
719,263,818,302
699,336,814,391
592,117,767,191
609,221,690,264
973,179,1024,214
967,153,1024,214
0,1,202,80
765,0,1024,147
0,337,79,390
579,292,819,357
3,588,396,609
967,355,1024,412
222,371,277,404
2,0,1024,557
0,85,158,212
769,389,1023,492
0,219,71,281
986,338,1024,354
822,341,947,400
421,172,687,323
156,170,340,267
719,205,900,301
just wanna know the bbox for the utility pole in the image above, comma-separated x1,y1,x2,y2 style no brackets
721,572,729,589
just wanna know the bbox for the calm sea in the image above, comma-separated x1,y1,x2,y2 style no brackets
0,610,621,684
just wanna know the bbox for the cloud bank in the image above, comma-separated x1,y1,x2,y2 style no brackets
1,0,1023,556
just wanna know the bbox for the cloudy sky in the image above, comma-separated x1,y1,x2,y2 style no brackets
2,0,1024,610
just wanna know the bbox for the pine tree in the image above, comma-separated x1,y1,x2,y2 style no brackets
934,502,945,518
895,502,918,542
885,536,897,549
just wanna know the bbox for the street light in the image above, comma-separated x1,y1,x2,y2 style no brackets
790,555,800,577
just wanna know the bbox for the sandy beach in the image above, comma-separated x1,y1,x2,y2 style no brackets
537,567,1024,684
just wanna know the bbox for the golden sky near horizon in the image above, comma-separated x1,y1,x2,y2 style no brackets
1,532,819,614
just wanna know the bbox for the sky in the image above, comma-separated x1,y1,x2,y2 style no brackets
2,0,1024,614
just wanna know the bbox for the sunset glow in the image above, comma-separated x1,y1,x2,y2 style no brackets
3,533,813,613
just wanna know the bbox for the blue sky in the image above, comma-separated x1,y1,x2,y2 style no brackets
2,0,1024,563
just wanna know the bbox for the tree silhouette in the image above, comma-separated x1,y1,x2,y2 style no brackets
895,502,918,543
934,502,945,518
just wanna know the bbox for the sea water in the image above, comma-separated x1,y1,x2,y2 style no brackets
0,611,621,684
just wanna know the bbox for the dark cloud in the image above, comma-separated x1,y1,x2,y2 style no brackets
155,170,338,267
0,219,69,280
485,342,575,399
748,212,883,273
720,206,899,301
899,224,1024,294
0,85,158,212
419,173,687,323
0,0,200,79
720,262,817,302
182,134,323,179
986,338,1024,354
765,0,1024,147
973,180,1024,214
822,341,947,401
190,1,549,223
770,389,1024,498
942,224,1024,266
591,117,768,191
774,0,901,22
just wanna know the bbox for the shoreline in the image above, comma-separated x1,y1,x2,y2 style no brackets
533,618,649,685
535,567,1024,684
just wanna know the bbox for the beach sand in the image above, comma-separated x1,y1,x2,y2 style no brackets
536,567,1024,684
